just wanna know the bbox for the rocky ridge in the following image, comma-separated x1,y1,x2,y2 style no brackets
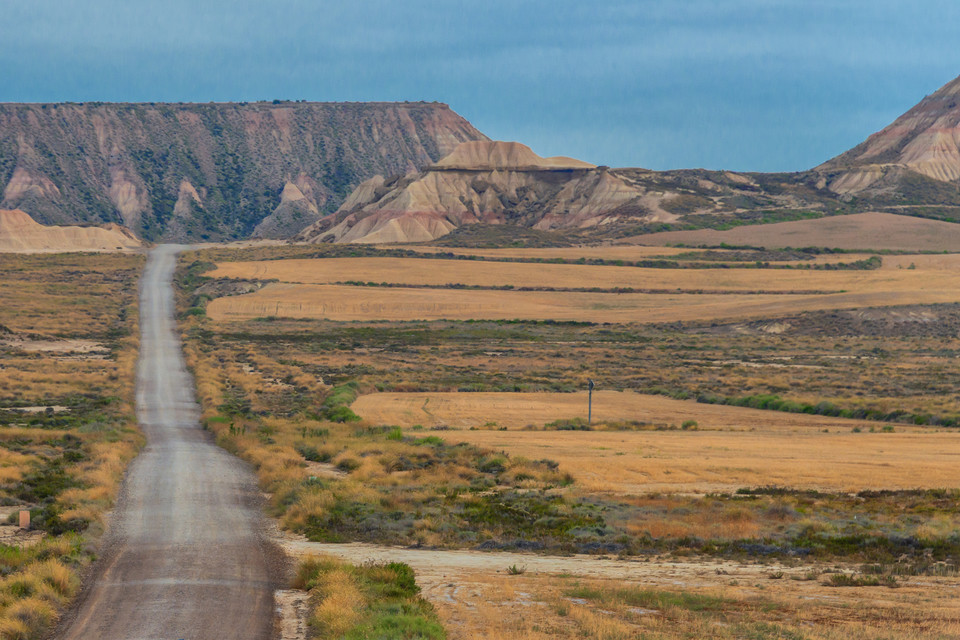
296,141,828,244
817,74,960,196
0,101,486,241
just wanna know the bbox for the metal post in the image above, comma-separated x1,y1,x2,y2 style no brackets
587,378,595,425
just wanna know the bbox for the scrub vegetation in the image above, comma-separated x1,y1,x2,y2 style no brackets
0,253,144,638
177,244,960,639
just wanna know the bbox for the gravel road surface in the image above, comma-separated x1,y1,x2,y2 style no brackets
58,245,279,639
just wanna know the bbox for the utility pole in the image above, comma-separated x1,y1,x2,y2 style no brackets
587,378,595,425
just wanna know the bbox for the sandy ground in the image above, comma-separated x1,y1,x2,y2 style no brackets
625,212,960,252
274,531,960,640
55,246,281,640
0,336,106,354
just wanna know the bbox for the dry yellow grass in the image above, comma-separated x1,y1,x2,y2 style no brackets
353,390,873,431
351,391,960,493
206,255,960,323
0,252,143,638
209,282,960,323
209,256,890,290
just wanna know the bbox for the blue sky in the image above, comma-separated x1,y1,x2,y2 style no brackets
3,1,960,171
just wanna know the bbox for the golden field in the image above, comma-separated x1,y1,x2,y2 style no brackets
209,255,889,290
354,391,960,493
207,280,960,323
205,253,960,323
353,390,876,430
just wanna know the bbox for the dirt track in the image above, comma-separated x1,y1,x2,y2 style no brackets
57,245,280,639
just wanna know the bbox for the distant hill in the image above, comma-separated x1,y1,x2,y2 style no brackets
295,141,841,244
0,101,486,241
10,75,960,246
816,74,960,201
626,211,960,252
0,208,142,253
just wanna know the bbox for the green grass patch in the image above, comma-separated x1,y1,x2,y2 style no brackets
295,557,445,639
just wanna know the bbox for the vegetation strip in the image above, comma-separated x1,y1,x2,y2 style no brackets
334,281,843,296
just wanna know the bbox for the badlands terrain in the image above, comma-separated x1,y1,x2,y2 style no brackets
0,73,960,247
8,74,960,639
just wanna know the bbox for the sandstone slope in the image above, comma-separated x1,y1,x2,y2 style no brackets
295,140,849,244
297,141,663,244
0,101,486,241
0,209,143,252
817,74,960,195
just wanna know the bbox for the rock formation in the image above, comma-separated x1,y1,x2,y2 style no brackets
0,101,486,241
0,209,143,252
818,74,960,194
296,141,655,244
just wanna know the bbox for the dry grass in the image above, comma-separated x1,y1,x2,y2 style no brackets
209,256,882,290
304,553,960,640
208,282,960,323
353,390,876,431
355,391,960,494
205,253,960,323
395,245,696,260
0,252,143,637
184,244,960,637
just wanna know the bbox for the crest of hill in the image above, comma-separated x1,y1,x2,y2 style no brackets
0,208,142,253
818,74,960,193
432,141,596,170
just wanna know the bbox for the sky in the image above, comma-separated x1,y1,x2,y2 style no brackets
3,1,960,172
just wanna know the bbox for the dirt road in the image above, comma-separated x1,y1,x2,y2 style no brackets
58,245,279,639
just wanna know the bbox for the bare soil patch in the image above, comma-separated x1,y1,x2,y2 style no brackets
626,212,960,251
276,534,960,640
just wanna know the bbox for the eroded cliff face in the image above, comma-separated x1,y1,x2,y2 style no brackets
296,141,660,244
818,74,960,194
0,209,142,252
0,101,487,241
297,140,828,244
